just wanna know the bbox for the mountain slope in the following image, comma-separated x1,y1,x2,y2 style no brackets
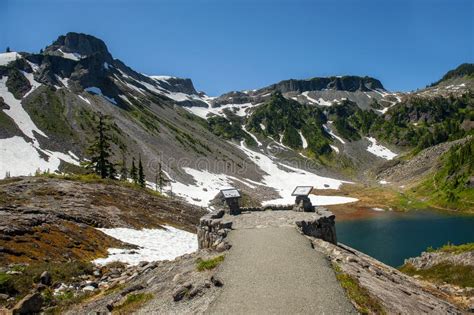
0,32,472,210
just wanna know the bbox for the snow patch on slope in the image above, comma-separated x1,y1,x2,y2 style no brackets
0,74,79,178
366,137,397,160
0,136,79,177
0,52,20,66
186,102,254,119
330,145,339,153
309,195,358,206
302,92,333,106
299,131,308,149
85,87,117,105
242,125,262,146
0,77,47,140
93,226,197,266
168,168,235,207
323,123,345,144
57,49,83,61
235,142,350,205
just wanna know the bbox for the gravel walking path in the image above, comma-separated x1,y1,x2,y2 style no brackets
206,226,356,314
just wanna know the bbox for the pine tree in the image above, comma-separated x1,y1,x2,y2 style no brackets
130,157,138,184
86,114,116,179
138,155,146,188
6,47,10,53
155,162,168,193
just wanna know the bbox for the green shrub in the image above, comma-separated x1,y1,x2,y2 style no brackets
196,255,225,271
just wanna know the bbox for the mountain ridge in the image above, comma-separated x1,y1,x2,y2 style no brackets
0,32,472,211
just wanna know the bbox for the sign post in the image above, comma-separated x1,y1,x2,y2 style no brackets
291,186,314,212
220,188,242,215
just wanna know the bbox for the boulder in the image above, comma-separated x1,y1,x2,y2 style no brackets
12,293,43,315
211,276,224,287
172,283,192,302
39,271,52,286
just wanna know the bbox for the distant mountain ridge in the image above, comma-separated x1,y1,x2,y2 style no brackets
0,32,472,210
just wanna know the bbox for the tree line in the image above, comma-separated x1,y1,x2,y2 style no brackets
85,114,168,192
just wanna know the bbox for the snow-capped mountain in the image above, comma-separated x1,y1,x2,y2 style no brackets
1,32,472,208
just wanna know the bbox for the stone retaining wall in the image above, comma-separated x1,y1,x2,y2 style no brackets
198,208,338,250
295,211,337,244
197,210,232,252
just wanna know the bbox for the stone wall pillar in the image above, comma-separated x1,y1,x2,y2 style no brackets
295,212,337,244
197,210,232,252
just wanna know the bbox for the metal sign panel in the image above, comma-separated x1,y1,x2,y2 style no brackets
221,188,241,199
291,186,313,196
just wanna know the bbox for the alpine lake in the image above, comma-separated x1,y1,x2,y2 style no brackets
336,209,474,267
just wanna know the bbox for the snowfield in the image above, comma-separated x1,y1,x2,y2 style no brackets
0,72,79,178
186,102,256,119
366,137,397,160
0,136,79,178
93,226,197,266
309,195,358,206
0,77,47,140
162,141,355,208
235,141,351,205
166,167,263,207
0,52,20,66
57,48,83,61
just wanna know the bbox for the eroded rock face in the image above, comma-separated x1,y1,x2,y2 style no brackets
295,214,337,244
312,238,462,314
45,32,113,62
404,250,474,269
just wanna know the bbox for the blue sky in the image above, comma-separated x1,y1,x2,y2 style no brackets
1,0,473,95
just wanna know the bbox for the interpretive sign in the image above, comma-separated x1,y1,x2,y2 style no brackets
291,186,313,197
220,188,241,215
221,188,241,199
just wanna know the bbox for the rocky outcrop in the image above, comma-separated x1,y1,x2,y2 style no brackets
11,293,43,315
63,250,224,314
375,137,471,184
404,249,474,269
44,32,113,62
295,213,337,244
312,238,462,314
265,76,384,93
0,177,206,264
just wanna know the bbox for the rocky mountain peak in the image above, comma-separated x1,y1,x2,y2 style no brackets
267,75,384,94
44,32,113,62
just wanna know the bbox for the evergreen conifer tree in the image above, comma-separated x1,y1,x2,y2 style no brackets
6,47,10,53
155,162,168,193
138,155,146,188
130,157,138,184
85,114,116,179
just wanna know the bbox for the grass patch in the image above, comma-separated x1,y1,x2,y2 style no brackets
399,262,474,288
113,293,153,314
426,242,474,254
196,255,225,271
333,264,386,314
0,261,93,297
